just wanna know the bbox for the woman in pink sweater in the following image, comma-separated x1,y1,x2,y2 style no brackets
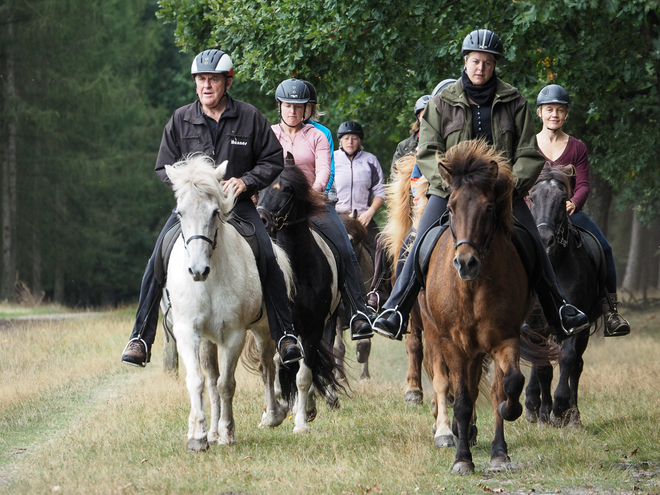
536,84,629,337
268,78,373,341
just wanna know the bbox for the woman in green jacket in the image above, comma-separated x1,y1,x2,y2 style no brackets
372,29,589,340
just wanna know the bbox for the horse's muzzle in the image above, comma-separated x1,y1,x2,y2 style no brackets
453,252,481,281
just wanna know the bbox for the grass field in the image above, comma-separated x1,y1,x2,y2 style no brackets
0,306,658,494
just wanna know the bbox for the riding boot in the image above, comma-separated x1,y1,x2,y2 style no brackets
122,210,180,367
372,195,448,341
602,292,631,337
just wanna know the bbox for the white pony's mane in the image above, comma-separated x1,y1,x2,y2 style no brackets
167,154,235,221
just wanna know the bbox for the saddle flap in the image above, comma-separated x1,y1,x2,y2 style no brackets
512,222,542,286
414,221,449,288
571,223,607,288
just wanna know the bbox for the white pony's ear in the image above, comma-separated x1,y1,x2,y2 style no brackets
215,160,228,181
165,164,176,182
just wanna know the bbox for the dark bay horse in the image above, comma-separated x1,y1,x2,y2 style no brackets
524,165,603,427
333,210,375,381
257,153,345,432
419,140,543,474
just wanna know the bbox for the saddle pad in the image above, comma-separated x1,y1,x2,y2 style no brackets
512,222,541,287
571,223,607,289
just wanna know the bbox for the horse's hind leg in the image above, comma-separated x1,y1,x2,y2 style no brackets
200,339,221,443
552,335,587,427
177,330,209,452
405,308,424,405
429,349,454,448
216,332,246,445
525,363,553,424
356,339,371,381
255,332,287,429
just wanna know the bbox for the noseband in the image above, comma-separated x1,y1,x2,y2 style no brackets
449,207,498,262
178,210,220,252
257,191,306,231
537,210,568,248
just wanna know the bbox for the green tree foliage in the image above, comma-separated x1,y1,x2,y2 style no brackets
159,0,660,221
1,0,186,304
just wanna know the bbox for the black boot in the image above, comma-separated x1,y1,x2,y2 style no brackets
351,311,374,341
278,334,304,365
559,302,590,335
372,308,406,341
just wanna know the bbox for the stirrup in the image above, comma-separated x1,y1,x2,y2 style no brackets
372,307,405,340
559,302,590,335
366,290,380,313
122,337,149,367
350,310,374,341
278,334,305,365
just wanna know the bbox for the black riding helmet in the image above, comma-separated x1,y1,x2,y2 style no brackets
303,80,318,104
337,121,364,140
191,49,234,77
537,84,570,107
275,78,311,103
462,29,503,60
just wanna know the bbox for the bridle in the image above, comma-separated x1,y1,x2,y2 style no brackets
449,206,498,262
178,210,220,252
257,190,307,232
536,204,569,248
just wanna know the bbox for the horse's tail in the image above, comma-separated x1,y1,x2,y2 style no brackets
381,154,429,274
240,331,262,376
520,324,561,365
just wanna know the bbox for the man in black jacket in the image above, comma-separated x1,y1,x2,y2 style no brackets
122,49,303,367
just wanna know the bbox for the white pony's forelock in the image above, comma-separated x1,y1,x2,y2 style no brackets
167,154,235,219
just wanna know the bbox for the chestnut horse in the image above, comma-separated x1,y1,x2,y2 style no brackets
419,140,538,474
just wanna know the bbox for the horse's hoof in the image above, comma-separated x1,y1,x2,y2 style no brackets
452,461,475,475
207,430,220,443
525,408,538,424
293,425,311,434
550,410,568,428
217,433,236,445
359,374,372,382
434,435,456,448
326,395,340,410
488,455,513,472
468,424,478,447
306,408,317,422
497,401,523,421
404,390,423,405
187,437,210,452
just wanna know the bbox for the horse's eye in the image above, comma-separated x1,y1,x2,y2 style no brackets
213,208,220,218
486,205,494,213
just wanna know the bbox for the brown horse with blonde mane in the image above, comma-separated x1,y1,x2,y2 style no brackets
420,140,538,474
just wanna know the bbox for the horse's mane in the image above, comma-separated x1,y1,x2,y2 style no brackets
535,164,575,198
279,155,327,218
380,154,429,266
441,140,515,236
167,154,235,222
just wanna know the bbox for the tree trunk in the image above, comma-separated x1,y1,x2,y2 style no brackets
583,171,612,236
622,210,644,292
1,17,18,301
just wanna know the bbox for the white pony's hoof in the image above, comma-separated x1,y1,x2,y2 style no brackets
187,437,210,452
293,424,310,434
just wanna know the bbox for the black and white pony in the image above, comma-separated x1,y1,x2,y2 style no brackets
164,154,290,450
257,154,346,433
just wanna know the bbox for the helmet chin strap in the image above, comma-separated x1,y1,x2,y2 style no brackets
278,102,307,128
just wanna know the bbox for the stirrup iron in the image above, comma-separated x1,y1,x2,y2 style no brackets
278,333,305,365
350,310,374,341
559,302,590,335
372,307,405,340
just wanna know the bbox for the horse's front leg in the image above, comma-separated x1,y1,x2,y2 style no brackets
216,331,245,445
490,338,525,471
200,339,221,443
176,328,209,452
293,362,314,433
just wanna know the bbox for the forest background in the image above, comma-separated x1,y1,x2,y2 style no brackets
1,0,660,307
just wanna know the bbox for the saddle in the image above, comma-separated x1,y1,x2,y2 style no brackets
569,222,607,289
153,217,266,288
413,213,541,288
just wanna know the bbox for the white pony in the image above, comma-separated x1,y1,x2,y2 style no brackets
164,154,291,451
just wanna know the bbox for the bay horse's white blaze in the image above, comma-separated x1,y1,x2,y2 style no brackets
165,155,292,450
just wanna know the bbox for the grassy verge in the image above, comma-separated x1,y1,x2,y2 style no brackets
0,308,659,494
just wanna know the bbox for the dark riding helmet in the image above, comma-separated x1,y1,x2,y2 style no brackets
303,80,318,104
275,78,311,104
414,95,432,117
462,29,503,60
337,121,364,140
432,78,457,97
191,49,234,77
537,84,571,107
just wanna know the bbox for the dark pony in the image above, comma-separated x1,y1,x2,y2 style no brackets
524,164,603,427
257,153,346,433
420,140,553,474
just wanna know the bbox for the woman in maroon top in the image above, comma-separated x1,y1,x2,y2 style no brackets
536,84,630,337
